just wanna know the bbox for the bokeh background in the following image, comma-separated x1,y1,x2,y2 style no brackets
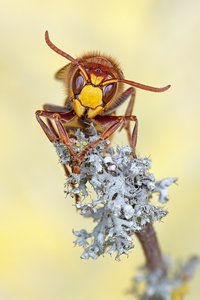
0,0,200,299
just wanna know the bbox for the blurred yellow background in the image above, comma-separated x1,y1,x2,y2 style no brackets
0,0,199,299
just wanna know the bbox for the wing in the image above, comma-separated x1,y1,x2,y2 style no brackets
55,63,71,80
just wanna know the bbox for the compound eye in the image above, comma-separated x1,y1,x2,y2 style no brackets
72,72,84,95
103,83,116,103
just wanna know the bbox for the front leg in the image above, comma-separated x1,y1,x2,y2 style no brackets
35,110,80,161
78,114,138,162
43,102,72,113
120,88,136,144
103,87,136,146
36,109,82,200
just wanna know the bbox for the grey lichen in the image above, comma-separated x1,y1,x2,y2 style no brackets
131,256,200,300
54,127,176,260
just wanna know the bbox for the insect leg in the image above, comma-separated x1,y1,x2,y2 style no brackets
131,116,138,158
43,103,72,113
120,88,136,144
63,164,80,202
103,87,136,145
45,118,59,139
78,115,138,162
36,109,81,200
36,110,59,142
36,110,77,153
124,88,136,116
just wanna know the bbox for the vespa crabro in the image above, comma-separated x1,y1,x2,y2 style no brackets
36,31,170,174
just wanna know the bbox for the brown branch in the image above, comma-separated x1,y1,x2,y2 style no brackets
136,222,167,276
136,223,167,300
125,125,167,279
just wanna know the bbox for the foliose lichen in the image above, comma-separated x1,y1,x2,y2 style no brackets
54,128,177,259
131,256,199,300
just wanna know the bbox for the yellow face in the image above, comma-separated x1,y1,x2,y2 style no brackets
73,74,104,118
71,70,117,119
